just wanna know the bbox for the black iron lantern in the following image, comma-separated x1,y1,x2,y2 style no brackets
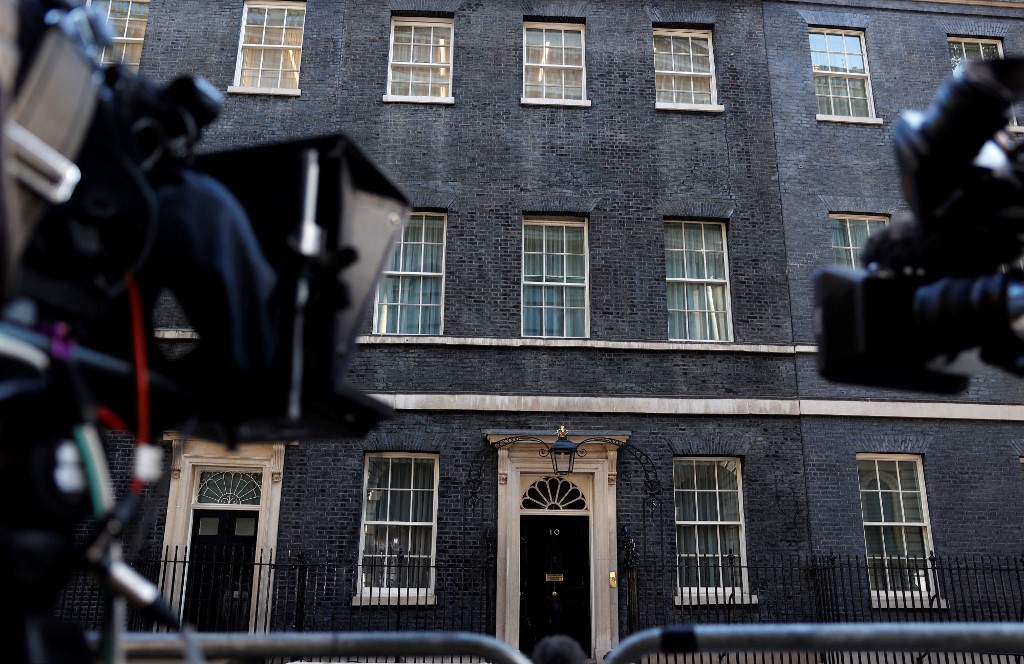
548,426,577,475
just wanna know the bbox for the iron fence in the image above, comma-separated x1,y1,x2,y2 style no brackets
57,551,1024,640
620,553,1024,630
57,547,496,635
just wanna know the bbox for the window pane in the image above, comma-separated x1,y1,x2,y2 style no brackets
678,525,698,554
409,525,433,555
674,460,696,490
861,491,882,522
695,461,717,489
720,491,740,521
364,524,388,554
898,461,919,490
366,488,388,520
903,492,923,522
717,460,737,489
413,459,434,489
697,491,718,520
675,491,697,521
411,491,434,522
544,307,563,336
697,525,719,554
392,458,413,487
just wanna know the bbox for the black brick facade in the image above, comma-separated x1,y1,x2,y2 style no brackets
123,0,1024,648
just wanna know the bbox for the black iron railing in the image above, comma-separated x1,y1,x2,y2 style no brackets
57,548,496,634
56,551,1024,638
620,552,1024,629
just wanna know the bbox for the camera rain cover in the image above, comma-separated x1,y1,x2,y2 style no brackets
194,134,409,440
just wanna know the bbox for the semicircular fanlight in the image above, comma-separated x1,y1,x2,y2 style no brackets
196,471,263,505
521,476,588,510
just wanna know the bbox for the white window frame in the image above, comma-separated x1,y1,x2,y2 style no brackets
522,22,591,107
383,17,455,104
521,217,590,338
90,0,150,72
228,0,305,97
355,452,440,605
664,220,733,342
809,28,882,125
829,214,888,268
672,457,755,605
653,28,724,112
373,212,447,335
857,454,943,609
948,36,1021,131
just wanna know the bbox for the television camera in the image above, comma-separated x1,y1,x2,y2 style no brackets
0,0,408,661
815,57,1024,393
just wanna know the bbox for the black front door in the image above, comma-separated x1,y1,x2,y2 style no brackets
183,509,258,631
519,514,591,657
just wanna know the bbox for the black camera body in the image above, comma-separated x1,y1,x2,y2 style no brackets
814,58,1024,392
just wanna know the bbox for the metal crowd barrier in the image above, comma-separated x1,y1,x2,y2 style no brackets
93,623,1024,663
91,630,533,664
604,623,1024,664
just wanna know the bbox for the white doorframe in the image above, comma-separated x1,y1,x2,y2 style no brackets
160,434,287,629
488,431,626,660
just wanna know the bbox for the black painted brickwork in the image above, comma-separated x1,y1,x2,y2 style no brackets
764,0,1024,344
99,0,1024,634
348,344,798,397
139,0,792,346
801,417,1024,556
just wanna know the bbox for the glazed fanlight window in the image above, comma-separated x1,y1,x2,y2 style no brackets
523,23,586,102
522,219,588,338
857,455,935,595
664,221,731,341
234,2,306,90
374,213,446,335
386,19,454,101
360,455,438,590
673,458,746,592
93,0,149,72
196,471,263,505
949,37,1019,126
654,29,718,108
809,29,875,119
521,476,588,510
830,214,888,268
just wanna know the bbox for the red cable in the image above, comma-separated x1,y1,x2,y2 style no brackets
125,273,150,494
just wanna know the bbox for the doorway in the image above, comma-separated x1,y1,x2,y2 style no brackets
519,514,591,657
183,508,258,630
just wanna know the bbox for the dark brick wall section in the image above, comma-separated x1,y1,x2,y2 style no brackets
115,0,1024,623
802,417,1024,556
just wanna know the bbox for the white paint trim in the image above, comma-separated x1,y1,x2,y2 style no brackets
356,334,798,354
155,327,811,354
798,399,1024,420
657,103,726,112
492,436,619,660
371,393,1024,421
382,94,455,104
816,114,884,125
227,86,301,96
521,98,592,107
160,436,286,629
